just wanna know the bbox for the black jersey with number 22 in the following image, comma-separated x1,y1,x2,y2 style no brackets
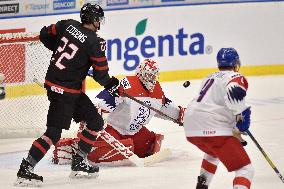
39,19,110,94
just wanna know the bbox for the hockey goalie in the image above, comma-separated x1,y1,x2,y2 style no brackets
53,59,185,165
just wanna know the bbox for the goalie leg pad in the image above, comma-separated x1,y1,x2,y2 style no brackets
87,138,134,163
53,138,79,164
53,126,135,164
87,125,134,163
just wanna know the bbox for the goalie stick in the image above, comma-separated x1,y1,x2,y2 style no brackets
33,78,172,167
123,92,183,126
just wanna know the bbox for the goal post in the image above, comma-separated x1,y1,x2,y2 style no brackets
0,32,81,138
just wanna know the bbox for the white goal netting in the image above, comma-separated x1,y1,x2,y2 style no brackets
0,32,80,138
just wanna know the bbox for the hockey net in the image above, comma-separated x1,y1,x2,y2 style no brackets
0,32,81,138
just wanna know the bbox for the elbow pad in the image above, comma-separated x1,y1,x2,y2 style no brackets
39,26,57,51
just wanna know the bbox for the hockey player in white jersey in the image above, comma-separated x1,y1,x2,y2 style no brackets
91,58,185,160
183,48,253,189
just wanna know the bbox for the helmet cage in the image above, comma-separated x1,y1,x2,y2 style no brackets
136,59,159,92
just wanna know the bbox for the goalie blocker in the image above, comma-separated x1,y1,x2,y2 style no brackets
53,129,164,164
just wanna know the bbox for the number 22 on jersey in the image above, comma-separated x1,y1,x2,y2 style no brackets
197,78,214,102
54,37,79,70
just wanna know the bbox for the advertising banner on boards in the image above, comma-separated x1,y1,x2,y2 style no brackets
0,0,271,19
0,1,19,16
22,0,49,15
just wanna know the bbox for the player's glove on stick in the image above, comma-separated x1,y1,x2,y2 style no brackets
236,107,251,132
178,106,186,126
104,77,120,97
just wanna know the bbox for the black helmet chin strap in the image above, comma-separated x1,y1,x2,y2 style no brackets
97,22,101,30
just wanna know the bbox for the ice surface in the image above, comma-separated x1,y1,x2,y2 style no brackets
0,75,284,188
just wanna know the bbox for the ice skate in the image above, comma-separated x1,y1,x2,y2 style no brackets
14,159,43,187
69,153,99,179
196,175,208,189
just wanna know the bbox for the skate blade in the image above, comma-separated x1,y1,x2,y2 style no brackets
69,171,99,179
14,177,42,187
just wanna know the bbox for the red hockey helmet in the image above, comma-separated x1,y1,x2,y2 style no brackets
135,59,160,92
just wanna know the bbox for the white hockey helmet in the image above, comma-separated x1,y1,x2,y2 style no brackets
135,59,159,92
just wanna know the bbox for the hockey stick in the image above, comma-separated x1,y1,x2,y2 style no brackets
33,78,44,87
246,130,284,183
33,78,172,167
123,92,183,125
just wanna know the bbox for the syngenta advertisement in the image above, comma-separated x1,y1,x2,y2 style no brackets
100,3,284,76
105,18,211,72
101,6,215,75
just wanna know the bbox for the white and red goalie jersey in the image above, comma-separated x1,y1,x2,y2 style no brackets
53,75,181,165
184,71,249,137
95,75,181,135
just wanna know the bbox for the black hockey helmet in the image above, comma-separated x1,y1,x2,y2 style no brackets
80,3,105,25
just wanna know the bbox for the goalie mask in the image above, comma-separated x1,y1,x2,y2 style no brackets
135,59,159,92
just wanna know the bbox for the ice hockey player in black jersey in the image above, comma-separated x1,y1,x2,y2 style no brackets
15,3,119,186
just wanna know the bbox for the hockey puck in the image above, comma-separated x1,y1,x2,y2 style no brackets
183,81,191,88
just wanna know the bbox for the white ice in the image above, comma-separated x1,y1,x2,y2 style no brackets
0,75,284,189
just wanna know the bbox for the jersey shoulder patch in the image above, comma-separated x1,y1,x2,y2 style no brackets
227,74,248,90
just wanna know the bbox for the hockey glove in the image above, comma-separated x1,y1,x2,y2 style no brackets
104,77,120,97
39,25,57,51
178,106,186,126
232,127,248,146
236,107,251,132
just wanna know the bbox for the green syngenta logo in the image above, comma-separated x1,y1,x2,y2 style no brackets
106,18,210,71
